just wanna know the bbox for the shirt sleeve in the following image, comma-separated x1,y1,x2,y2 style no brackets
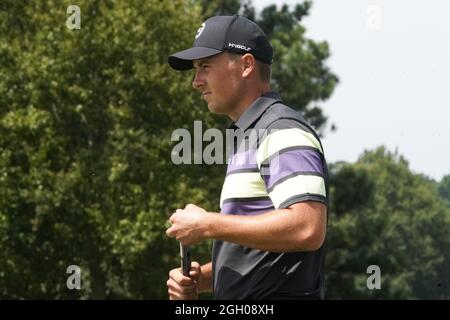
256,127,327,209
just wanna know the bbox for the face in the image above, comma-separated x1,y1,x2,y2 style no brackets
192,53,244,118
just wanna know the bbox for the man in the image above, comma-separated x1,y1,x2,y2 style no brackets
166,15,328,300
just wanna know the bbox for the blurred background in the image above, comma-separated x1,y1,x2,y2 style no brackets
0,0,449,299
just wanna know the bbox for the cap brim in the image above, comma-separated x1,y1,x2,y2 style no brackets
168,47,223,71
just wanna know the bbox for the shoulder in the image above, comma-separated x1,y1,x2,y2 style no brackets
255,103,325,163
257,102,318,138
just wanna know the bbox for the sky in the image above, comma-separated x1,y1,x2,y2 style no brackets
252,0,450,181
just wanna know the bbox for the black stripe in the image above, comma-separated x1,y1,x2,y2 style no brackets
286,118,313,132
226,167,259,177
260,145,323,167
265,171,324,193
222,196,271,204
255,116,315,147
278,194,328,209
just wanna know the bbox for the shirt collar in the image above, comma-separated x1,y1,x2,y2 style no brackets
232,91,281,131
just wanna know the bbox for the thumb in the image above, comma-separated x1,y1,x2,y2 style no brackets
189,261,201,281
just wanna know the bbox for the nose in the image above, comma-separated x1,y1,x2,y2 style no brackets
192,69,205,90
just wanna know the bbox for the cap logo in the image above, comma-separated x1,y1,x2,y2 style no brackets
228,43,251,51
195,22,206,39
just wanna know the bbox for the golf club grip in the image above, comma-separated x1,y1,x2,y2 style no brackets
180,244,191,277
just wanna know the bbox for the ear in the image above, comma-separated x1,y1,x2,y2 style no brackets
241,53,256,79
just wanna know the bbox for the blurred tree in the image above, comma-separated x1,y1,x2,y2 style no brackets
329,161,375,216
326,147,450,299
198,0,243,17
438,175,450,206
0,0,214,299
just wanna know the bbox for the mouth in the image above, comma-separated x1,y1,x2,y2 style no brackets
202,92,211,97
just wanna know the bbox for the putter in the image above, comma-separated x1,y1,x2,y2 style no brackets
180,243,191,277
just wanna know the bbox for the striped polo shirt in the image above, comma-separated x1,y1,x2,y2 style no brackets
212,91,328,300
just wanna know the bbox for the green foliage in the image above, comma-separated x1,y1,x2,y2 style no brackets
329,161,375,216
438,175,450,206
326,147,450,299
0,0,211,299
198,0,243,17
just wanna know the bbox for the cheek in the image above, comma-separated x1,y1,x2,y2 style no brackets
228,65,243,87
226,74,243,96
218,78,236,99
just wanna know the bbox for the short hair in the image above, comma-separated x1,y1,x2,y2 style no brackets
256,60,271,82
227,52,271,83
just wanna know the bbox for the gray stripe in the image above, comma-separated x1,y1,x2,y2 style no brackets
260,145,323,167
278,194,328,209
266,171,324,194
222,196,271,204
226,167,260,176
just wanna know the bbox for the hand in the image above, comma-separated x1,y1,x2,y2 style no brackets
166,204,211,245
167,261,202,300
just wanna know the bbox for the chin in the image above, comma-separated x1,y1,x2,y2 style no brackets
207,103,223,115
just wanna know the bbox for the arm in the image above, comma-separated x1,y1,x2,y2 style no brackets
198,262,213,293
167,201,327,253
209,201,326,252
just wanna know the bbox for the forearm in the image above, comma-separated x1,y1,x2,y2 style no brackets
198,262,213,293
205,204,325,252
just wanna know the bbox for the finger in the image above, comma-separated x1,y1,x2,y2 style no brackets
167,272,197,289
185,203,195,209
169,267,183,281
166,226,174,238
188,261,201,280
169,268,196,286
169,288,197,300
176,209,183,213
167,278,197,294
190,261,201,271
168,289,184,300
189,269,199,281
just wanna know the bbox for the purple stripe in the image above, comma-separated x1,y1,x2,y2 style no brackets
262,149,324,190
226,149,258,173
221,198,274,216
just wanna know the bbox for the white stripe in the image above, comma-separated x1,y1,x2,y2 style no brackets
220,172,267,208
269,175,326,209
257,128,323,167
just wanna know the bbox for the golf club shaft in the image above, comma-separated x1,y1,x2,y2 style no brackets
180,243,191,277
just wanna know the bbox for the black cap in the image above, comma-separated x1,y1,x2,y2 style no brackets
168,15,273,71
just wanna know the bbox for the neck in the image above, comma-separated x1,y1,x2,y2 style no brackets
229,84,271,121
